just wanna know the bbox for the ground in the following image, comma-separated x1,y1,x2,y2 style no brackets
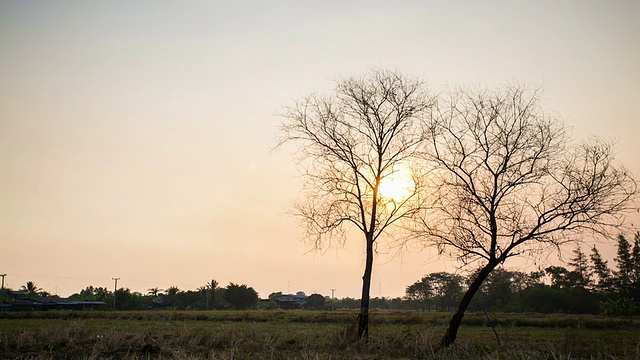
0,310,639,359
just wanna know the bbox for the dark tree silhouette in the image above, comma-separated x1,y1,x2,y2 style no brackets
426,272,464,312
277,69,434,339
164,286,180,308
202,279,219,310
21,281,42,297
405,276,433,311
590,245,613,294
567,246,592,288
632,232,640,299
412,85,637,347
614,235,635,298
147,287,163,297
305,293,326,310
224,283,258,310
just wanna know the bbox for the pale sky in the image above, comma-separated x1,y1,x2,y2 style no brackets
1,1,639,298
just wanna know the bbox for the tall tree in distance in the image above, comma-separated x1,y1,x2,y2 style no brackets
277,69,434,339
614,234,635,297
204,279,219,310
224,283,258,310
164,286,180,308
632,232,640,298
406,276,434,311
568,246,592,289
411,84,637,347
590,245,613,294
21,281,42,297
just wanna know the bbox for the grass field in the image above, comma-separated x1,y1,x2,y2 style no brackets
1,310,639,359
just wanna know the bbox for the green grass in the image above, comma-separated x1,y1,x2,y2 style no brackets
0,310,639,359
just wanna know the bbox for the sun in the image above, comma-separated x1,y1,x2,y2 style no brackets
378,165,415,203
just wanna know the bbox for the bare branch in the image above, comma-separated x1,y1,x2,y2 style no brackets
410,84,638,348
276,69,435,339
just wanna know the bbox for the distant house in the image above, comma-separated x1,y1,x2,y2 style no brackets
1,297,106,312
151,295,168,309
9,290,26,299
274,294,308,309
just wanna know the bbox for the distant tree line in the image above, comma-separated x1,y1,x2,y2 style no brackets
3,232,637,315
402,233,640,316
324,234,638,316
1,280,260,311
79,281,262,311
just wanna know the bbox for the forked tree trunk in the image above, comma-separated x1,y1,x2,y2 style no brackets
440,261,498,348
357,237,375,340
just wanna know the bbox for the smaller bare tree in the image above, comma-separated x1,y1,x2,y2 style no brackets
277,69,434,339
412,85,637,347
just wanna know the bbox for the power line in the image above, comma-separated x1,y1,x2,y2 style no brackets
0,274,6,312
112,278,120,311
330,288,336,311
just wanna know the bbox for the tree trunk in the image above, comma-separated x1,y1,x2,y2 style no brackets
440,261,497,348
358,237,375,340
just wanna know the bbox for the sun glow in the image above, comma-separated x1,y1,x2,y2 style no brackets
378,165,415,203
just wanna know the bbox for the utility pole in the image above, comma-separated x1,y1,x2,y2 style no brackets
330,289,336,311
112,278,120,311
0,274,6,312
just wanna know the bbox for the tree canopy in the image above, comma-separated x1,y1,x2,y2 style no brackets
278,69,434,339
410,84,637,347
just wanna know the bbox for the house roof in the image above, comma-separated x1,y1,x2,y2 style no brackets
276,294,308,301
27,297,106,305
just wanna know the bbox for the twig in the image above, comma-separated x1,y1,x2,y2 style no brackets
477,304,500,349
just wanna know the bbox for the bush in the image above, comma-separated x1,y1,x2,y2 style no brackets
600,298,638,316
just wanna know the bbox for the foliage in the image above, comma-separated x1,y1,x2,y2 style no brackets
567,245,591,288
590,245,614,293
589,232,640,314
114,288,151,310
406,272,463,312
70,286,112,303
406,276,433,310
223,283,258,310
599,297,639,317
20,281,42,297
305,293,326,310
614,234,635,298
200,279,219,310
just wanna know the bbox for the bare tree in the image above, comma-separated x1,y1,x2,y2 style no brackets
277,69,433,339
412,85,637,347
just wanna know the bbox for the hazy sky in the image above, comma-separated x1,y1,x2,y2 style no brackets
1,1,639,298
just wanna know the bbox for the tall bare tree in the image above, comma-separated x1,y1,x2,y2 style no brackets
277,69,433,339
412,85,637,347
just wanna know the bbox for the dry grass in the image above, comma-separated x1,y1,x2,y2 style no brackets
0,310,638,359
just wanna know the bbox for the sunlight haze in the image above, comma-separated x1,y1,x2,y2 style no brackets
1,1,638,298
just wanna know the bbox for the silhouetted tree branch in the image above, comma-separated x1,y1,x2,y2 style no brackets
277,69,434,339
411,84,637,347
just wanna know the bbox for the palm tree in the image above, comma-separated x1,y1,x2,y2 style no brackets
147,287,163,297
21,281,41,297
165,286,180,296
204,279,218,310
165,286,180,308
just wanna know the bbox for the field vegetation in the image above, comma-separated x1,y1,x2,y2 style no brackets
1,310,639,359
